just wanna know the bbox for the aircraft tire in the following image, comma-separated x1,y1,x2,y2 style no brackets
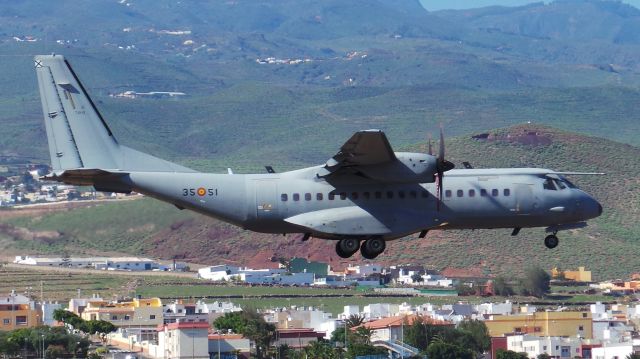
361,238,386,259
544,235,559,249
336,239,360,258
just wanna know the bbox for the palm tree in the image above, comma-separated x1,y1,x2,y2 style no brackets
345,314,365,328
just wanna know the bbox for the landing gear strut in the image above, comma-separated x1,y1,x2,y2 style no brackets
360,238,386,259
336,239,360,258
544,234,559,249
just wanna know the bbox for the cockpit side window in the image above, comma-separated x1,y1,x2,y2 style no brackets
543,178,556,190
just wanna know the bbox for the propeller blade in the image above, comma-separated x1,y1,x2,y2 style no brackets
428,133,433,156
439,125,445,163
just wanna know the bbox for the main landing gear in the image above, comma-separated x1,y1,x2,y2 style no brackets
335,238,386,259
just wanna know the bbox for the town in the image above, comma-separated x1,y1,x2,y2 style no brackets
3,253,640,358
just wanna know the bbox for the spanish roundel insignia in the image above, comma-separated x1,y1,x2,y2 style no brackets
197,187,206,196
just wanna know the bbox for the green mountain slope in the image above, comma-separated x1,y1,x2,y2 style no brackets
2,125,638,280
3,0,640,167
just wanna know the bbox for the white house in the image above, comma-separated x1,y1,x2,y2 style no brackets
41,302,62,326
476,301,513,316
592,342,640,359
507,335,583,358
363,303,400,319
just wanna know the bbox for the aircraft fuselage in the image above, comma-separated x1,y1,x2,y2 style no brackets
128,167,602,241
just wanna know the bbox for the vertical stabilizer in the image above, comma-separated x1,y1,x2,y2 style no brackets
35,55,195,174
35,55,119,171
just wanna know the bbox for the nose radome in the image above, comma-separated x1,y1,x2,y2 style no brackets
597,202,603,216
583,194,602,219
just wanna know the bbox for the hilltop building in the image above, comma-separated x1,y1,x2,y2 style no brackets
14,255,180,271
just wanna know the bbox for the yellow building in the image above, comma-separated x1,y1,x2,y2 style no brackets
81,297,163,328
485,311,593,339
551,266,592,282
0,291,41,330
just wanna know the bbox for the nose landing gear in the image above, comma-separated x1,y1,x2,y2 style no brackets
544,234,559,249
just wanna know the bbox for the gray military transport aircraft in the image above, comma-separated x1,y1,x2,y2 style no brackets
34,55,603,259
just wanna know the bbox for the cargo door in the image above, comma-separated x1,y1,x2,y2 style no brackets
514,183,536,214
255,180,279,219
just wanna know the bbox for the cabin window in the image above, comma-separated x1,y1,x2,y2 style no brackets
409,190,417,199
469,189,475,197
281,194,288,202
293,193,300,201
398,191,405,199
340,192,347,200
543,179,557,190
386,191,394,199
316,193,323,201
375,191,382,199
363,192,371,200
305,193,312,201
445,190,452,198
504,189,511,196
492,189,499,197
328,193,335,200
457,190,464,197
480,189,488,197
351,192,359,200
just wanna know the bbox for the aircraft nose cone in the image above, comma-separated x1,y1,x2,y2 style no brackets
583,195,603,220
597,202,603,216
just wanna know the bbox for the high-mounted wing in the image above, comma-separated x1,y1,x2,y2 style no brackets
326,130,396,168
318,130,442,184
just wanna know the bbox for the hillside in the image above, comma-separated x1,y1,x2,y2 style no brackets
2,124,639,280
2,0,640,170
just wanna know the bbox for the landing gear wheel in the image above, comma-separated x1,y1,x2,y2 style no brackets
361,238,386,259
544,235,559,249
336,239,360,258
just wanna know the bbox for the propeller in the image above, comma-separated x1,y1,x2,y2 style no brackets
434,125,455,211
427,133,433,156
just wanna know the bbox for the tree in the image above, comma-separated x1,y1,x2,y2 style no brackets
626,354,640,359
213,311,247,334
519,266,551,297
496,349,528,359
455,281,476,296
404,316,428,351
345,314,365,329
457,319,490,353
493,276,515,296
239,308,275,359
303,340,338,359
411,273,424,284
538,354,552,359
426,341,474,359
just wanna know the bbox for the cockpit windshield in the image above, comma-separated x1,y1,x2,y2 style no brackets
543,175,576,190
559,176,577,189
